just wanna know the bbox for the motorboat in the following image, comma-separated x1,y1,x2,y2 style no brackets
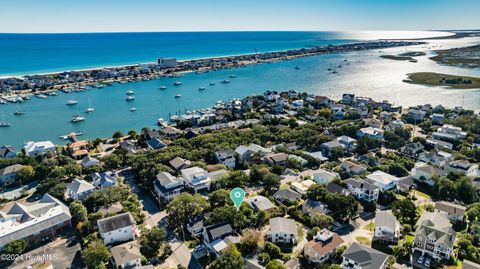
71,115,85,123
173,81,182,86
126,96,135,101
66,100,78,105
159,86,167,90
175,94,182,98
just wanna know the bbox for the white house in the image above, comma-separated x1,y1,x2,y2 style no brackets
66,178,96,200
337,136,357,153
341,160,367,175
307,169,339,185
435,201,466,222
268,217,298,244
0,164,24,185
214,149,236,168
97,212,138,245
180,166,211,193
81,156,100,168
446,160,478,178
235,144,269,163
92,171,118,189
110,240,142,269
418,150,452,168
374,211,401,243
24,141,55,157
356,127,384,140
366,171,398,191
411,162,448,186
413,212,456,261
432,124,467,141
154,171,184,202
304,229,344,264
291,179,316,195
342,242,388,269
345,178,380,202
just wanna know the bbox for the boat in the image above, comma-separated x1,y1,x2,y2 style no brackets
126,90,135,95
159,86,167,90
71,115,85,123
85,98,94,113
130,107,137,112
175,94,182,98
198,87,206,91
37,94,48,99
126,96,135,101
66,100,78,105
221,79,230,84
229,75,236,78
173,81,182,86
157,118,168,126
14,104,24,115
295,66,301,70
0,112,10,127
0,100,7,105
209,82,216,86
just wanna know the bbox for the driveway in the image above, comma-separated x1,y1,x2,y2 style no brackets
9,236,83,269
0,180,39,200
120,168,160,216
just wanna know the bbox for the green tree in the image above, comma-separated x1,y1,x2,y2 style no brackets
82,240,110,269
221,170,250,188
16,165,35,185
166,193,209,230
311,213,334,229
263,172,281,192
266,260,285,269
69,200,88,223
209,244,246,269
139,227,167,258
0,239,26,255
264,242,282,259
392,198,417,225
209,189,233,207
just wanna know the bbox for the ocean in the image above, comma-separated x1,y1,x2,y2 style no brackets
1,31,479,149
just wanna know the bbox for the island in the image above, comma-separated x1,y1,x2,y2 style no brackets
403,72,480,89
430,44,480,68
380,51,426,62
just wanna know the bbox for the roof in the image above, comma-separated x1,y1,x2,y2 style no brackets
375,211,399,230
321,140,343,149
204,222,233,242
345,178,379,191
305,229,344,256
0,194,71,247
66,178,95,196
0,164,24,176
326,182,350,195
269,217,297,237
0,146,15,157
110,240,142,266
415,163,446,176
169,157,191,170
284,257,300,269
97,202,124,215
463,260,480,269
366,171,398,186
303,199,329,215
414,212,456,248
235,144,268,155
97,212,136,234
273,188,302,202
435,201,466,217
68,140,88,149
215,149,235,159
245,195,276,211
342,242,388,269
266,153,289,163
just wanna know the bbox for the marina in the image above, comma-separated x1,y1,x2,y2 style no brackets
1,34,480,148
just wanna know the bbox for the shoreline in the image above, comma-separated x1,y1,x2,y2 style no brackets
0,40,423,100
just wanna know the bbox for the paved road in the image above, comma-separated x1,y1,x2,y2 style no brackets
120,168,160,216
0,180,39,200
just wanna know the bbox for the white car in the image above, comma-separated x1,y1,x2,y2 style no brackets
194,244,205,252
424,257,431,267
417,255,424,264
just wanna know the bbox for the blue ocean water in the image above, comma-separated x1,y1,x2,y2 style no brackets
2,31,478,149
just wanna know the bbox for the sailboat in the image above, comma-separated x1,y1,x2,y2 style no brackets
14,104,24,115
0,112,10,127
85,98,94,113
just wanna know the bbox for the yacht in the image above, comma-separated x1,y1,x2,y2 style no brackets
198,87,206,91
130,107,137,112
175,93,182,98
66,100,78,105
126,90,135,95
85,98,94,113
37,94,48,99
71,115,85,123
159,86,167,90
0,112,9,127
126,96,135,101
173,81,182,86
221,79,230,84
229,75,236,78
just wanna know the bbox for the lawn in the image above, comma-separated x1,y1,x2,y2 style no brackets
413,190,431,199
355,236,371,246
363,222,375,232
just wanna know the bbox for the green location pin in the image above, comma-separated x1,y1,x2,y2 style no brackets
230,187,246,210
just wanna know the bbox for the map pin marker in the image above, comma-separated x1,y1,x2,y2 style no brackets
230,187,246,210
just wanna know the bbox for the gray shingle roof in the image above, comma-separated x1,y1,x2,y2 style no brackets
343,242,388,269
97,212,136,234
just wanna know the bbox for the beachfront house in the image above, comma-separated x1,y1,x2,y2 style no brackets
24,141,55,157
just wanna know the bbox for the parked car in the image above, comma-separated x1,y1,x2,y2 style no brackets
194,244,205,252
417,255,424,264
424,257,431,267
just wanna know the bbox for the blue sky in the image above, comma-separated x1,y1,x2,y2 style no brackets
1,0,479,33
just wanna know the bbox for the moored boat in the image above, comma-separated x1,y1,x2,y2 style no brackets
66,99,78,105
175,93,182,98
173,81,182,86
